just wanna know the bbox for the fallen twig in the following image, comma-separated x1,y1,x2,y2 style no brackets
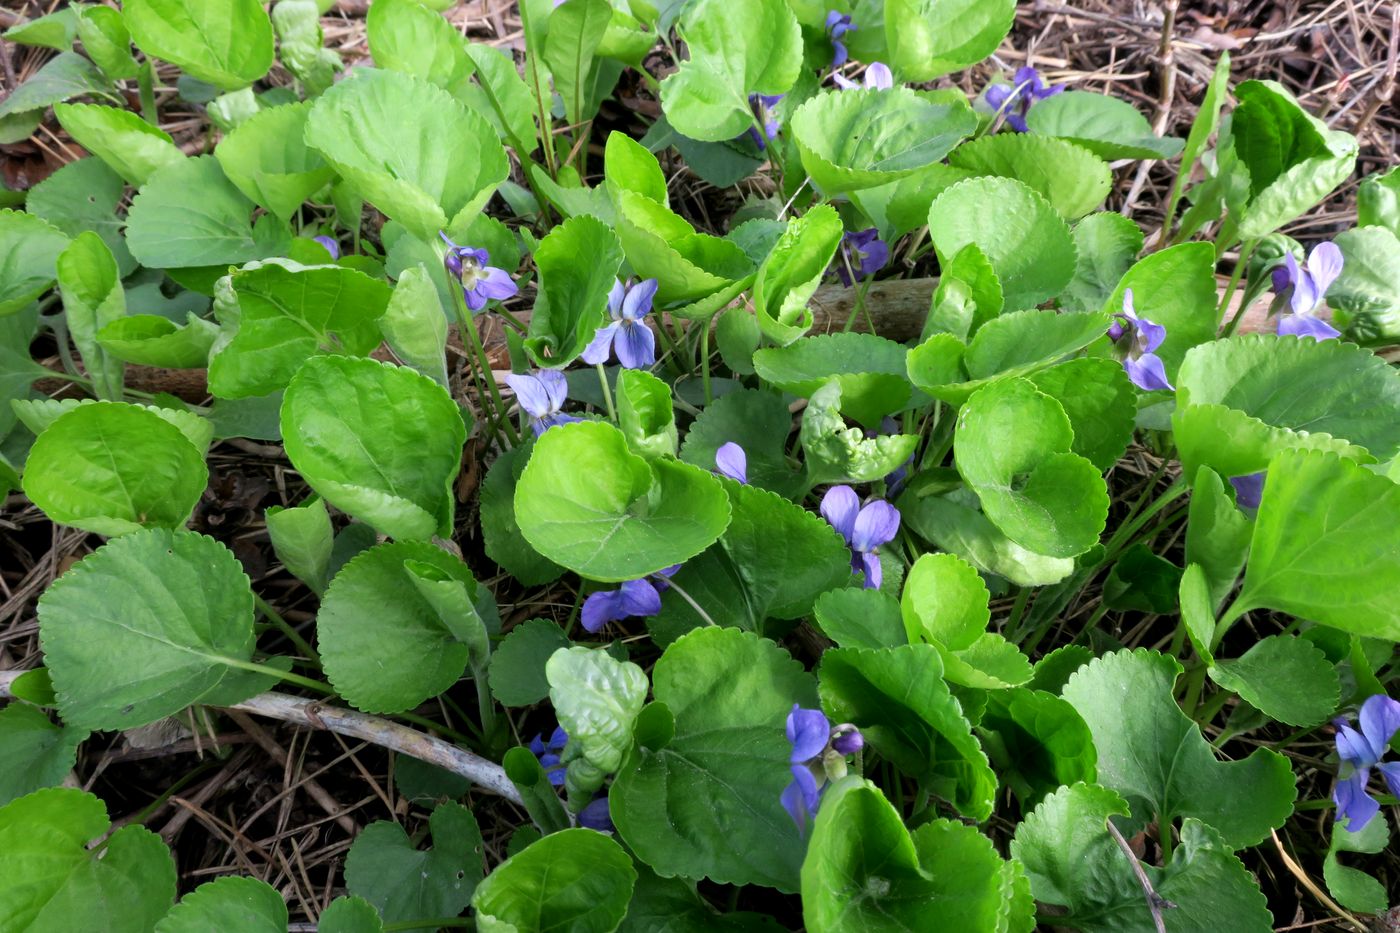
1104,816,1175,933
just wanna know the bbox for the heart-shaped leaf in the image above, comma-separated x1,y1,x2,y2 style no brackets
679,388,805,499
123,0,273,90
753,332,910,428
155,876,287,933
0,209,70,316
525,214,623,366
53,103,185,186
882,0,1016,81
800,380,919,487
472,829,636,933
345,801,484,922
214,102,335,221
1026,90,1184,160
949,133,1111,219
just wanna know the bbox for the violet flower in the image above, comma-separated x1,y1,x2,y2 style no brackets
740,93,783,150
1109,289,1173,392
1271,242,1343,341
832,61,893,91
312,235,340,260
578,795,614,832
439,231,519,312
877,417,913,496
780,704,864,834
581,565,680,633
581,278,659,369
825,11,853,67
984,65,1062,133
504,369,580,438
821,485,900,590
1333,694,1400,832
1229,472,1265,511
715,442,747,484
836,228,889,286
529,725,568,787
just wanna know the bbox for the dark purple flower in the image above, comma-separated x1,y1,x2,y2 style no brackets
832,61,893,91
1271,242,1342,341
740,93,784,150
715,442,747,484
831,728,863,756
836,228,889,286
876,417,912,496
529,725,569,787
779,705,865,833
578,794,614,832
1229,471,1265,511
825,11,853,67
580,565,680,633
1333,694,1400,832
1109,288,1173,392
504,369,581,437
581,278,658,369
439,231,518,312
821,485,900,590
312,235,340,260
984,65,1062,133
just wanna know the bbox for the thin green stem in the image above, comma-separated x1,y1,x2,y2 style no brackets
383,918,474,931
595,364,617,423
452,293,519,447
1217,238,1260,336
700,317,713,405
474,670,498,741
253,595,320,666
137,59,159,125
220,658,334,696
1006,586,1032,634
664,577,718,627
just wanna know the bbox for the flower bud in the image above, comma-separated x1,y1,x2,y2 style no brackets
831,728,864,756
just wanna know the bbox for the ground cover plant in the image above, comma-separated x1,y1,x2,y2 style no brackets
1,0,1399,929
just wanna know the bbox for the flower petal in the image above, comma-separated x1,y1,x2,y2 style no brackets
831,39,848,67
607,278,626,319
832,72,857,90
1278,312,1340,341
793,763,822,813
614,320,656,369
537,368,569,411
618,578,663,618
1135,315,1167,353
860,551,883,590
1120,287,1138,320
1377,761,1400,800
780,779,808,833
851,499,900,552
865,62,893,90
463,286,487,312
984,84,1011,110
1334,770,1379,831
312,235,340,260
505,373,553,419
786,704,831,762
1228,472,1266,510
1336,720,1377,768
580,322,620,365
578,796,614,832
820,486,861,543
1124,353,1174,392
1308,241,1344,295
621,278,659,322
475,266,518,301
1358,694,1400,760
581,588,627,633
715,442,748,484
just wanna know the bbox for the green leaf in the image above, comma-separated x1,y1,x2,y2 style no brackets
949,134,1110,220
155,876,287,933
209,260,391,398
282,356,466,540
1359,165,1400,238
1102,543,1182,613
214,102,335,221
978,688,1096,809
921,242,1003,342
955,378,1108,558
525,214,623,366
344,801,484,923
614,190,752,305
791,88,976,195
488,619,572,707
1185,467,1251,610
751,205,842,345
53,103,185,186
473,829,636,933
319,541,497,713
659,0,800,142
818,645,997,820
1104,240,1218,378
812,587,906,649
504,745,572,836
0,53,113,123
26,157,137,276
800,380,919,486
379,265,448,386
367,0,473,98
1329,225,1400,345
304,68,509,241
1061,211,1143,312
1209,634,1339,727
612,627,817,892
1174,334,1400,479
22,402,207,536
547,646,649,807
37,529,258,731
0,788,176,932
125,156,291,269
1323,812,1389,913
4,8,78,50
480,441,565,586
1029,358,1135,471
77,6,140,79
465,43,538,153
1011,783,1274,932
124,0,273,90
679,388,805,499
616,368,678,459
265,496,334,595
543,0,612,126
515,421,731,582
927,177,1075,311
620,865,787,933
317,895,384,933
271,0,341,96
1061,650,1296,847
1026,90,1185,160
57,231,125,401
1234,449,1400,641
0,704,85,806
801,779,1010,932
605,130,668,205
753,333,909,429
900,553,988,650
883,0,1015,81
97,313,220,368
0,209,70,316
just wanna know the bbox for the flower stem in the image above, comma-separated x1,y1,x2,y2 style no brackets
253,595,320,666
664,577,718,628
1217,238,1260,336
221,658,335,697
595,363,617,423
700,317,714,405
451,291,519,447
137,59,160,125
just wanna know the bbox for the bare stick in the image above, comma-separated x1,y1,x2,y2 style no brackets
0,671,522,806
1104,816,1175,933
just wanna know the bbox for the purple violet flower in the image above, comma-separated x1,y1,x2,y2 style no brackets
504,369,581,438
1109,288,1173,392
715,442,748,484
577,795,614,832
581,565,681,634
581,278,659,369
312,235,340,260
439,231,519,312
529,725,569,787
821,485,900,590
740,93,784,150
1333,694,1400,832
836,228,889,286
825,11,854,67
984,65,1062,133
876,417,913,496
780,704,864,833
1271,242,1343,341
832,61,893,91
1229,471,1266,511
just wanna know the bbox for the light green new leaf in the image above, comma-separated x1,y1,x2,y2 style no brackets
979,688,1096,809
616,368,678,459
304,68,509,241
0,209,70,317
77,6,139,79
282,356,466,540
124,0,274,90
900,552,989,649
1061,650,1296,848
1029,358,1136,471
613,627,817,892
367,0,474,98
0,704,85,807
605,130,668,205
1026,90,1185,160
615,190,753,305
659,0,800,142
1061,211,1143,312
214,102,335,220
37,530,259,731
516,421,731,582
921,242,1003,342
1209,634,1339,727
1329,225,1400,345
0,789,176,933
883,0,1015,81
318,896,384,933
57,231,125,400
547,646,649,807
949,133,1110,220
26,158,136,276
54,103,185,186
752,204,842,345
3,8,78,50
543,0,612,127
97,313,220,368
1184,467,1252,610
155,876,287,933
525,214,623,366
928,177,1075,311
753,332,910,429
473,829,636,933
1104,242,1219,379
801,380,919,487
22,402,207,537
381,265,449,386
272,0,341,96
1234,449,1400,641
465,43,537,153
1323,813,1389,913
265,496,334,595
679,388,805,499
345,801,484,923
812,587,906,649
